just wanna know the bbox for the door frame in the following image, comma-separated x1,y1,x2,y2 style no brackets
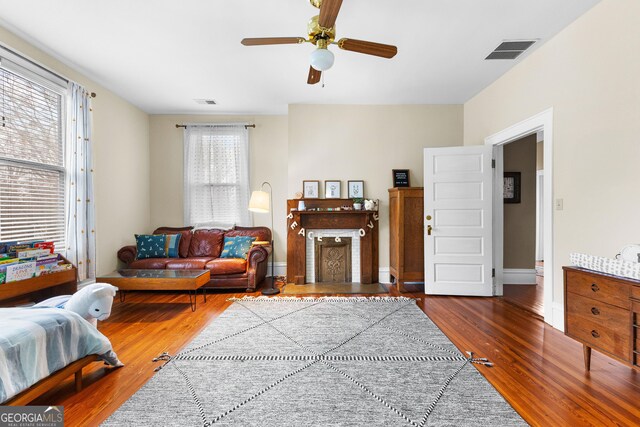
484,108,558,328
536,170,544,261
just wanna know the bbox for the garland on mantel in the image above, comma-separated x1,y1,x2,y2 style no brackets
287,210,380,240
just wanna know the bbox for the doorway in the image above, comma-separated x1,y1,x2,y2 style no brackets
500,134,544,317
485,108,558,329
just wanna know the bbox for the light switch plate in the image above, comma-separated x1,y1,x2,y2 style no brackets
555,198,564,210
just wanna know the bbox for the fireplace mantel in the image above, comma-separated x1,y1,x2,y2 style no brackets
286,199,379,285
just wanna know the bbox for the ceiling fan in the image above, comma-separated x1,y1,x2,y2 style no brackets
241,0,398,85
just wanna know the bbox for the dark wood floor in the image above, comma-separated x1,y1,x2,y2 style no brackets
33,283,640,427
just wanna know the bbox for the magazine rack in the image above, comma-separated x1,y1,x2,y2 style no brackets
0,257,77,306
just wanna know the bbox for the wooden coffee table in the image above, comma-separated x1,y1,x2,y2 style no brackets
97,269,210,311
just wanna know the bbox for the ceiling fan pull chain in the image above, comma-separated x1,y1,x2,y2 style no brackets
322,72,325,88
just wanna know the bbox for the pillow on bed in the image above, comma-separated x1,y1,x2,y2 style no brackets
220,236,256,259
164,234,182,258
135,234,167,259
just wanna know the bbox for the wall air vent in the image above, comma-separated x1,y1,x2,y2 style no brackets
194,99,217,105
485,40,536,60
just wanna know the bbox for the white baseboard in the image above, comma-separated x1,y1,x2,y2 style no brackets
267,262,287,277
269,263,392,284
551,301,565,331
378,267,391,284
503,268,537,285
78,278,96,290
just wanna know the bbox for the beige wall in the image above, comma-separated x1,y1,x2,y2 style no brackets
503,135,537,269
288,104,464,268
150,106,462,271
0,26,150,276
148,115,288,262
464,0,640,303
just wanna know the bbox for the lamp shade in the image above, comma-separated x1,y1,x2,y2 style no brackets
309,47,334,71
248,190,270,213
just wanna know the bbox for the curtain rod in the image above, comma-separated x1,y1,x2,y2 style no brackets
175,124,255,129
1,44,96,97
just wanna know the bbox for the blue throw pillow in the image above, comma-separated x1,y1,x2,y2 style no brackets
135,234,167,259
220,236,256,260
164,233,182,258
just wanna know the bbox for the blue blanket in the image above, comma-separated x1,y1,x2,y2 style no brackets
0,307,121,403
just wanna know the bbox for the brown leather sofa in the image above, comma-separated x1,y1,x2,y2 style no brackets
117,226,271,292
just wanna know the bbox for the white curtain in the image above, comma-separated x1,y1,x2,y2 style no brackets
184,124,251,227
65,83,96,281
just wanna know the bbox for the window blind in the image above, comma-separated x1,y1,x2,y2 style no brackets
0,61,67,248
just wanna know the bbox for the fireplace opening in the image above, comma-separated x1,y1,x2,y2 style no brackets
315,238,352,283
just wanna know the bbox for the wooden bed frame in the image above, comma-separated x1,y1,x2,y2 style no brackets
4,354,99,406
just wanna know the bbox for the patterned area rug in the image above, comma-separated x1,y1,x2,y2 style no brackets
103,297,526,426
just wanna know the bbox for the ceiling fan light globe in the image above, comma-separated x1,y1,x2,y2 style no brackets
310,48,334,71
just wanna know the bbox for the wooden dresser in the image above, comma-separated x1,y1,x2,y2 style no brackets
389,187,424,292
563,266,640,370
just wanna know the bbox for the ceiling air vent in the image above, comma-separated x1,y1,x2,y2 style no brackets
194,99,217,105
485,40,536,60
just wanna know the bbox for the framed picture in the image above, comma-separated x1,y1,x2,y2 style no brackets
325,180,341,199
347,180,364,199
392,169,410,187
303,180,320,198
503,172,521,204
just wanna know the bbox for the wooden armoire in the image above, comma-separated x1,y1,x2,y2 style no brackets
388,187,424,292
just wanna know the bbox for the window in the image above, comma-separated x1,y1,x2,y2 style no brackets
0,49,67,248
184,125,251,227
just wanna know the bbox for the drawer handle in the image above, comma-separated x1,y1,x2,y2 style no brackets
591,330,600,338
591,307,600,315
591,283,599,292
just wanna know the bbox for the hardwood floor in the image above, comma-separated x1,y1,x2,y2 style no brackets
503,263,545,317
33,284,640,426
503,282,544,318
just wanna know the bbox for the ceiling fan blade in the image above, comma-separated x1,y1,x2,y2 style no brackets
337,38,398,58
241,37,306,46
307,66,321,85
318,0,343,29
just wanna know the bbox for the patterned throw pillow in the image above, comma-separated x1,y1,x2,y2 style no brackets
164,234,182,258
135,234,167,259
220,236,256,260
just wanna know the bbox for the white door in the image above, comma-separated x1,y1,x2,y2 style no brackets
424,146,494,296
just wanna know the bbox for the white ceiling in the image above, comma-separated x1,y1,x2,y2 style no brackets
0,0,599,115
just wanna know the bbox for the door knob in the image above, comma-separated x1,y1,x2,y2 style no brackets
427,225,433,235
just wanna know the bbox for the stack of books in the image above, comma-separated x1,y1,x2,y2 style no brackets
0,240,73,284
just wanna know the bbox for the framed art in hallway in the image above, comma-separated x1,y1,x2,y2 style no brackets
347,180,364,199
503,172,521,203
303,180,320,198
325,180,341,198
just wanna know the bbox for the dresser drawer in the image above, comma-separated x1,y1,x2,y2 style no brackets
631,285,640,301
566,270,630,309
567,293,629,325
566,316,629,361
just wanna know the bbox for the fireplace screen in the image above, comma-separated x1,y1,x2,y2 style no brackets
314,238,352,283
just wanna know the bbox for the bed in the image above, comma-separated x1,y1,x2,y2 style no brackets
0,307,122,404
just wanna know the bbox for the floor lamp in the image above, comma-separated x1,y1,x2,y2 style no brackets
248,182,280,295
